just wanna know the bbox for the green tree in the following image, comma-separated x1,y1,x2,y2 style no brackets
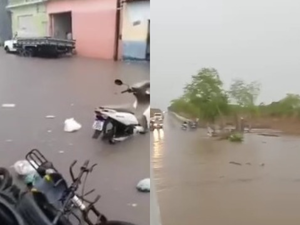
229,79,261,126
169,96,199,117
229,79,261,107
264,94,300,117
183,68,229,124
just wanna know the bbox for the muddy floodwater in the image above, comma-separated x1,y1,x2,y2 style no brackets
152,113,300,225
0,51,149,224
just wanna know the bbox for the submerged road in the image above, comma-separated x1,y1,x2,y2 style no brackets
153,112,300,225
0,51,149,225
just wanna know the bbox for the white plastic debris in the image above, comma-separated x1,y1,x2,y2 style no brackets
13,160,38,176
2,104,16,108
127,203,138,207
64,118,82,132
45,115,55,119
136,178,150,192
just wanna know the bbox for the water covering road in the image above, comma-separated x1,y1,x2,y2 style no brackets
153,112,300,225
0,51,149,225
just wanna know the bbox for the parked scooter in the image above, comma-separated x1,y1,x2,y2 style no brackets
92,81,138,139
94,79,150,144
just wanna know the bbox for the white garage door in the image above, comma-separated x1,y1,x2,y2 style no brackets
17,15,38,37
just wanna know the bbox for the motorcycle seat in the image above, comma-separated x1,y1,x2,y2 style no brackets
99,104,135,114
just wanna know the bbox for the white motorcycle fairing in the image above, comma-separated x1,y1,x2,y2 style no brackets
94,79,150,143
100,111,139,126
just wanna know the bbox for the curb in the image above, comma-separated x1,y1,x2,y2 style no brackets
170,111,190,121
151,158,162,225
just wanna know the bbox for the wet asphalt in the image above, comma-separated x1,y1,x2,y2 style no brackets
0,50,150,225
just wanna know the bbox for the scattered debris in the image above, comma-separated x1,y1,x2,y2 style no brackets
2,104,16,108
59,151,64,154
229,161,242,166
246,162,252,165
64,118,82,132
47,130,52,133
5,139,12,142
13,160,37,176
128,203,137,207
219,176,225,178
258,133,279,137
136,178,150,192
260,163,265,167
45,115,55,119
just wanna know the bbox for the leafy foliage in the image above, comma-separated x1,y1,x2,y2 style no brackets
228,132,244,142
228,79,261,107
168,97,199,117
182,68,230,122
259,94,300,117
169,67,300,123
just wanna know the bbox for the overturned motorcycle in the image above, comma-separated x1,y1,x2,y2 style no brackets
0,149,137,225
92,79,150,144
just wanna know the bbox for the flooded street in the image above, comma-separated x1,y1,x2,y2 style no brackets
0,51,149,225
153,113,300,225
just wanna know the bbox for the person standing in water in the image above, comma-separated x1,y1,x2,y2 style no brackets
66,31,72,40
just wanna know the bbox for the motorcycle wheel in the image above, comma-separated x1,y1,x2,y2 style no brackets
102,119,116,141
0,184,21,205
92,130,102,139
17,191,72,225
0,167,13,191
0,196,26,225
109,139,116,145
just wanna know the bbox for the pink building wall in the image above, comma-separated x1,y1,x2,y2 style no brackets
47,0,117,59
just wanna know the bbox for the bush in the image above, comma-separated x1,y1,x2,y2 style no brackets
228,132,244,142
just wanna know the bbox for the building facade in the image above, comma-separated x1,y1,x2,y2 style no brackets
0,0,12,44
6,0,48,37
47,0,118,59
121,0,150,60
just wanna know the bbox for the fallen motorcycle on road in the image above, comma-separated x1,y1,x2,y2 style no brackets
0,149,137,225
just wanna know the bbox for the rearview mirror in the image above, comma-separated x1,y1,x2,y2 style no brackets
114,79,123,85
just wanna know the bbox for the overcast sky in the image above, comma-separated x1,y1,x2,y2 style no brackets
151,0,300,110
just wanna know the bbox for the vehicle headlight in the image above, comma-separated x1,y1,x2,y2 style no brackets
154,123,158,126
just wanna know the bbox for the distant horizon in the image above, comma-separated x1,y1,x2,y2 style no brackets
152,68,297,110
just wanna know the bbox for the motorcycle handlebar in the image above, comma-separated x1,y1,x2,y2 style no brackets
70,160,93,182
69,160,77,182
121,88,133,94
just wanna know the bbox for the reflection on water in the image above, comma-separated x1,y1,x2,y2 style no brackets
153,129,164,142
153,114,300,225
152,129,164,169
